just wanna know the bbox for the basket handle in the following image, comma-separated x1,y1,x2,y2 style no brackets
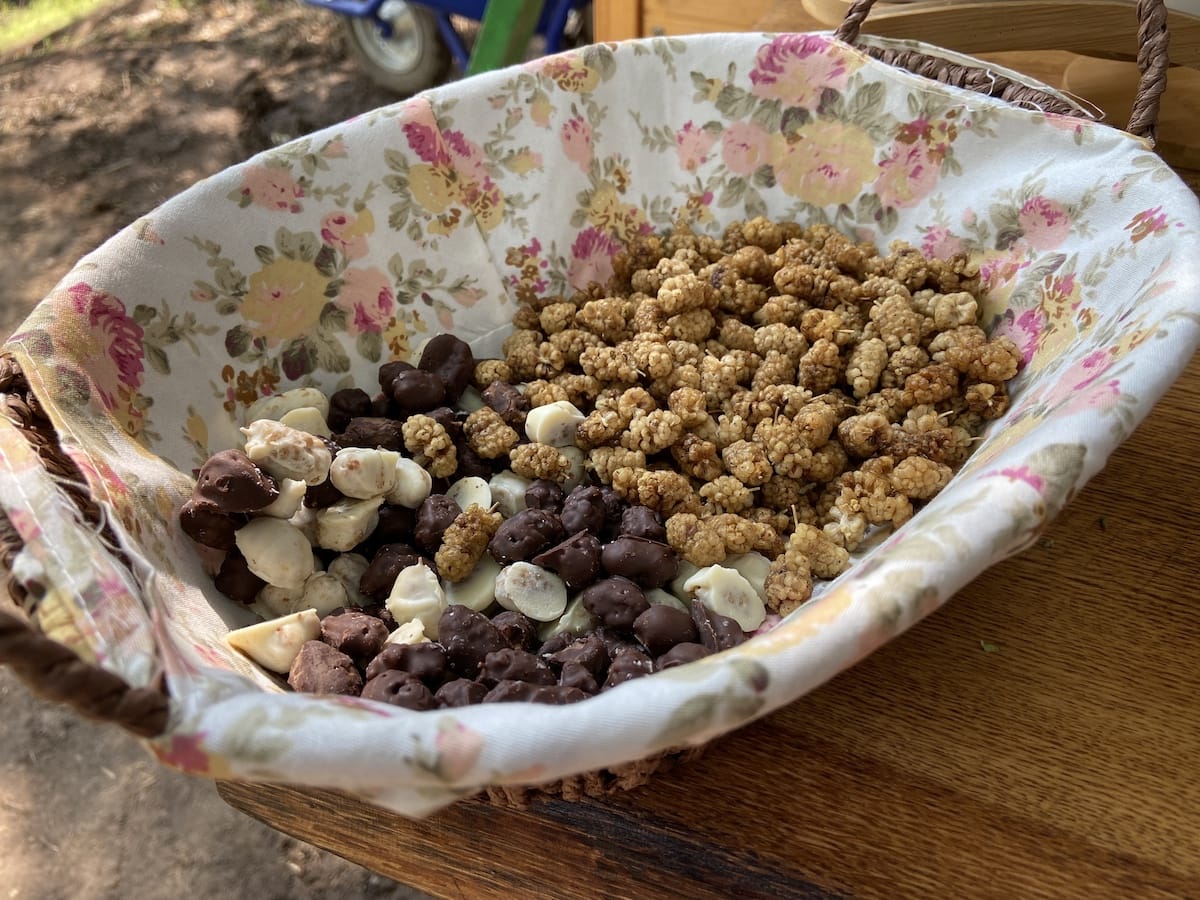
834,0,1169,141
0,357,169,738
0,607,169,738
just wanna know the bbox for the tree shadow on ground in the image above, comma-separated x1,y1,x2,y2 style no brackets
0,0,402,326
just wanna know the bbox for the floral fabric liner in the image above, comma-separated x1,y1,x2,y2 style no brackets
1,32,1197,816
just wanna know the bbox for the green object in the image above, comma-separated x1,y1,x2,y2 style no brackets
466,0,546,76
0,0,117,53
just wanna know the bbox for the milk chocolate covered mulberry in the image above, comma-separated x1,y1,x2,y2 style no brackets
359,543,424,601
338,417,406,452
320,611,388,664
419,333,476,405
195,450,278,513
582,577,650,630
633,605,698,657
524,479,565,513
327,388,372,433
619,506,667,543
560,485,606,537
439,605,506,679
288,641,363,696
414,494,462,555
481,381,529,428
378,360,414,391
600,536,678,589
546,632,609,680
361,671,436,710
179,498,243,550
491,610,539,652
603,648,654,689
390,369,447,415
480,648,556,687
488,508,564,565
656,642,711,670
214,550,266,604
435,678,488,708
559,662,599,695
365,641,449,687
691,600,749,652
531,531,602,591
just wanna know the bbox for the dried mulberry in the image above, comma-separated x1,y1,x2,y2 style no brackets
753,323,807,362
589,446,647,483
552,372,603,407
463,407,519,459
719,317,758,353
944,336,1022,383
889,456,953,500
539,302,578,336
580,345,639,383
763,554,813,617
610,467,698,517
524,379,569,407
666,309,717,343
904,364,960,406
434,505,503,583
699,475,754,514
753,293,807,327
665,513,728,567
751,350,796,393
473,359,512,391
722,440,773,486
622,409,685,455
549,328,604,366
576,407,629,450
576,297,632,342
667,386,709,429
658,273,718,315
786,523,850,579
402,414,458,479
881,345,931,389
837,412,893,458
869,294,927,351
670,434,724,482
797,338,842,393
510,443,572,482
628,336,675,379
844,337,888,399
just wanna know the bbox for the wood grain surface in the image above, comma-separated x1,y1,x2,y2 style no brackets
640,0,774,37
220,350,1200,900
220,13,1200,897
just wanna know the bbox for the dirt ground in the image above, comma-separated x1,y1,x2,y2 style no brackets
0,0,399,336
0,2,436,896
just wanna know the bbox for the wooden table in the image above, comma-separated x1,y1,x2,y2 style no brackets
219,350,1200,897
220,23,1200,897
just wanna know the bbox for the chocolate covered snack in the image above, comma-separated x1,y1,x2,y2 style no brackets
190,217,1019,709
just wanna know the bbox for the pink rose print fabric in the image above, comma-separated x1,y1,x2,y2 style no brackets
1,32,1196,819
749,34,861,108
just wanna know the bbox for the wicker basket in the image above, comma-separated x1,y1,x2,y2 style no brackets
0,0,1191,813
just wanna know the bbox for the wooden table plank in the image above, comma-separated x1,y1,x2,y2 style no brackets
223,18,1200,894
220,351,1200,899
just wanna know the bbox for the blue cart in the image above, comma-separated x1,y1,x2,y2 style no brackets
303,0,592,94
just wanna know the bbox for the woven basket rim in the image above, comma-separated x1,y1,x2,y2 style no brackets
0,7,1178,802
835,0,1170,140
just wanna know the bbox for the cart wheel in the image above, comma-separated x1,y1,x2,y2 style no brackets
343,2,450,95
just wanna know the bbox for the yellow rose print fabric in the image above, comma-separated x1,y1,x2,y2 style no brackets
1,33,1197,817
